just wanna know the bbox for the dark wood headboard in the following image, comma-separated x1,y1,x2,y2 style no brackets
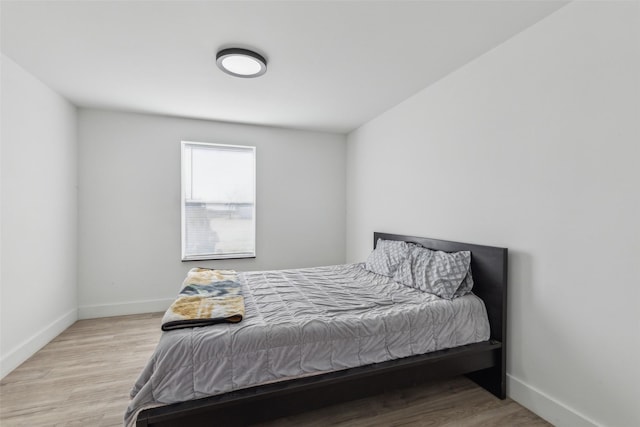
373,232,508,345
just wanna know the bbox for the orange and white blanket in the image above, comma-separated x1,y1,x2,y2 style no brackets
161,268,244,331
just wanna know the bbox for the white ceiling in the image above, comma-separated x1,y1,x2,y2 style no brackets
1,1,568,133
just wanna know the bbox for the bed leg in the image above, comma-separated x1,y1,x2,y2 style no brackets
466,346,506,399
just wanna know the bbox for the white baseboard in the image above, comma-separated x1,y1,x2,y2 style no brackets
0,308,77,380
507,374,601,427
78,298,173,319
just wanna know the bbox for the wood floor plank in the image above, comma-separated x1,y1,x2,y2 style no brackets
0,313,549,426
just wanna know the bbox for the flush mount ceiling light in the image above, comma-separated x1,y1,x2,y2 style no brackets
216,48,267,78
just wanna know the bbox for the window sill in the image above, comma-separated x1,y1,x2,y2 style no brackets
181,253,256,262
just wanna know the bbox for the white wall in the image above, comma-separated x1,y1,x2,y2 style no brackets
346,2,639,427
0,54,78,378
77,109,346,318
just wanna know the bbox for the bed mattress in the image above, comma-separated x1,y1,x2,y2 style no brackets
125,263,490,425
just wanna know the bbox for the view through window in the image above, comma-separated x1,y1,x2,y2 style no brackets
181,141,256,260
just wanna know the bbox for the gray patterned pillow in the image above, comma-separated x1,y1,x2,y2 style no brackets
365,239,409,277
453,266,474,298
393,245,471,299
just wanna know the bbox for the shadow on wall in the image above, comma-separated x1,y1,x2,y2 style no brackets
507,249,532,390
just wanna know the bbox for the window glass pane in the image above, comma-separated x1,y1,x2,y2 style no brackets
182,142,255,260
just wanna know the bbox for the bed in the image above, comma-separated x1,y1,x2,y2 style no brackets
130,232,508,426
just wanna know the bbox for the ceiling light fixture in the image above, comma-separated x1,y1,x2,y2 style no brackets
216,48,267,78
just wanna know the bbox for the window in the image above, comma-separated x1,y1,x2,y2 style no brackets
181,141,256,260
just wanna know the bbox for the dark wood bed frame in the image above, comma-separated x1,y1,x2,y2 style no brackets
136,232,508,426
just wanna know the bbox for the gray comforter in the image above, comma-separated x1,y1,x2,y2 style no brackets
125,263,490,425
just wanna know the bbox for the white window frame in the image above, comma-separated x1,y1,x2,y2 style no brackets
181,141,256,261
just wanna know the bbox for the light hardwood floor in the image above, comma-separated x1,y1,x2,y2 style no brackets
0,314,550,426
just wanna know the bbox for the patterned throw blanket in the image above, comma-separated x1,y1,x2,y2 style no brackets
161,268,244,331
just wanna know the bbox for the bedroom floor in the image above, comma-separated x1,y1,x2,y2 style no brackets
0,314,550,427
